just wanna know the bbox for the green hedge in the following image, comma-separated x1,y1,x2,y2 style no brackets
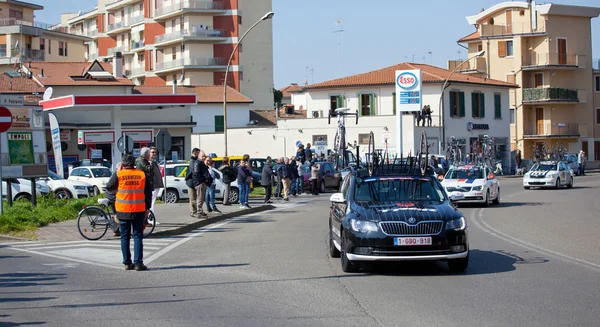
0,195,103,235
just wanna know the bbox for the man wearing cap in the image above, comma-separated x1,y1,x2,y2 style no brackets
106,154,153,271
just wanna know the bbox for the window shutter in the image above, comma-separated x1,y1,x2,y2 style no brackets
392,92,396,115
471,92,477,117
358,95,362,116
459,92,465,117
337,95,344,107
498,41,507,58
214,115,224,132
480,93,485,118
495,94,501,118
369,94,376,116
449,92,455,117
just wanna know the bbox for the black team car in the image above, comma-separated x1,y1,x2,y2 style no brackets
328,132,469,273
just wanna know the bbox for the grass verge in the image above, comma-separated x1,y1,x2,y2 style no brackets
0,195,103,236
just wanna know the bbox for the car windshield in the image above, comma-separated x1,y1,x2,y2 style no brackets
48,171,64,180
445,166,484,179
91,168,112,177
354,176,445,202
531,163,557,171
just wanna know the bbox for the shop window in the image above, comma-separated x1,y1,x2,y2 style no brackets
166,136,184,161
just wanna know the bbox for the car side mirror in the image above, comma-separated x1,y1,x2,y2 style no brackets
449,192,465,202
488,173,495,179
329,192,346,204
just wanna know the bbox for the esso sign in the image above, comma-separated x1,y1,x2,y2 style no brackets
396,72,418,90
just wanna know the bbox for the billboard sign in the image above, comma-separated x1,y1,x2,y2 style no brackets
395,69,422,112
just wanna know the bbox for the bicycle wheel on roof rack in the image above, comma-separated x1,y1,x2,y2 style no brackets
367,131,375,176
418,131,428,176
333,131,341,170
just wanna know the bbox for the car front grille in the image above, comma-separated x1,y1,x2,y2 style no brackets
379,221,444,236
446,186,472,192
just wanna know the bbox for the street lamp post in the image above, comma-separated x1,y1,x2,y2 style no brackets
223,11,274,156
438,50,485,153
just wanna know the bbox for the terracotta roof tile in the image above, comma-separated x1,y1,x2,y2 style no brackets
133,85,253,103
303,62,517,90
27,61,134,86
249,108,307,126
280,83,303,97
458,31,481,42
0,72,45,93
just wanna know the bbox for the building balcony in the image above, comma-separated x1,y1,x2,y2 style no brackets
125,67,146,78
447,57,486,74
154,28,226,47
154,0,226,21
154,57,227,74
129,15,144,26
0,18,55,30
124,40,145,53
0,49,45,64
107,20,131,35
106,0,143,11
522,53,586,70
480,21,546,38
107,46,128,56
522,88,585,104
523,122,580,139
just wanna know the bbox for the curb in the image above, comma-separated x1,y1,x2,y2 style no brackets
0,234,31,242
149,204,276,238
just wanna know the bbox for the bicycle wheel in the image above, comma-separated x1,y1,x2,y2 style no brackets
367,131,375,176
333,132,341,170
418,131,428,176
339,126,346,169
143,211,156,238
77,206,109,240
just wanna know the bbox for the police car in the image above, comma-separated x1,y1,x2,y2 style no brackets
441,165,500,206
523,161,574,189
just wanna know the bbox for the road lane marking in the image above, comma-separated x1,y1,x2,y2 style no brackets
471,208,600,272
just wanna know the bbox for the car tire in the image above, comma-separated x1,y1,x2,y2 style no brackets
92,186,100,196
340,230,359,273
329,230,340,258
567,177,573,189
229,187,239,204
492,188,500,205
55,188,72,200
14,193,32,202
164,188,179,203
448,254,469,273
320,179,326,193
555,178,560,189
483,190,490,207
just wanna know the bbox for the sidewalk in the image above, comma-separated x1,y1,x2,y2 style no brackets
33,198,277,243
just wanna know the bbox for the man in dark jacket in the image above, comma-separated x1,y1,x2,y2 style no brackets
304,143,313,162
289,157,299,196
192,150,211,218
260,157,273,203
297,145,306,164
278,157,291,201
185,148,200,217
106,154,152,271
273,158,283,198
218,156,237,206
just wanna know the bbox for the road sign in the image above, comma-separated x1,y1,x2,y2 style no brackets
156,129,172,154
117,135,134,154
0,106,13,132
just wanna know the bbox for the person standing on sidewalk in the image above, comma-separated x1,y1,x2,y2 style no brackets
185,148,200,217
204,157,221,213
135,147,154,190
237,154,252,209
192,150,211,218
578,150,585,176
149,147,164,212
274,157,283,198
277,157,291,201
289,156,299,196
297,158,305,194
305,143,313,163
310,162,321,195
261,157,273,203
106,154,152,271
218,156,236,206
297,144,306,164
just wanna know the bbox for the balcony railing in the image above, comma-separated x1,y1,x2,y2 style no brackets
155,57,227,71
108,46,128,56
126,67,146,77
129,40,145,50
155,0,225,17
0,49,45,61
129,15,144,25
522,53,585,68
523,122,580,137
522,88,581,103
154,28,224,44
0,18,57,30
447,57,486,73
107,20,130,32
480,21,546,37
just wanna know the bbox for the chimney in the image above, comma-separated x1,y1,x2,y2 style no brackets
173,78,177,94
113,52,123,78
41,69,44,77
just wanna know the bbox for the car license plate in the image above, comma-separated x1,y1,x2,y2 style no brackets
394,237,432,246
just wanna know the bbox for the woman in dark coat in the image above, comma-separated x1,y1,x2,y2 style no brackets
260,157,273,203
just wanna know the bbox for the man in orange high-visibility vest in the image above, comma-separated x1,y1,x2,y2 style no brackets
106,154,153,271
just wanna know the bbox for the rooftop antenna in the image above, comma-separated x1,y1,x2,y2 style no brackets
333,19,345,77
457,50,462,60
428,50,433,65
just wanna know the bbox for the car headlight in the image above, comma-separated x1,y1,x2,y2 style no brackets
73,186,87,190
446,217,466,231
350,219,378,233
547,173,558,178
472,185,483,191
35,183,49,193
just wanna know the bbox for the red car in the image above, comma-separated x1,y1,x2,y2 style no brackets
302,162,342,193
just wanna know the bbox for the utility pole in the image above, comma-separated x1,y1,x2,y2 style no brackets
333,20,345,77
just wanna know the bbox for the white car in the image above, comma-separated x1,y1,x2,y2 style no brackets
441,164,500,206
156,164,244,204
39,171,95,200
523,161,574,189
2,178,50,201
68,166,113,195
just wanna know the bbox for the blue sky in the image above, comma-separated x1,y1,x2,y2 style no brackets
31,0,600,89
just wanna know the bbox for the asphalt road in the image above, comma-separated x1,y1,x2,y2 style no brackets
1,176,600,327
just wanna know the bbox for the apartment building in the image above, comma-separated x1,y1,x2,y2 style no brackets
453,1,600,161
61,0,274,109
594,60,600,160
0,0,89,72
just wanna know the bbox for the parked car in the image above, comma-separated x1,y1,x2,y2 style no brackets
2,178,50,202
523,161,574,189
564,154,579,175
302,161,342,193
68,166,113,195
39,171,95,199
156,163,247,204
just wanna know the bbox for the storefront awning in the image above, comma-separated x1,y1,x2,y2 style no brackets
39,94,197,111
